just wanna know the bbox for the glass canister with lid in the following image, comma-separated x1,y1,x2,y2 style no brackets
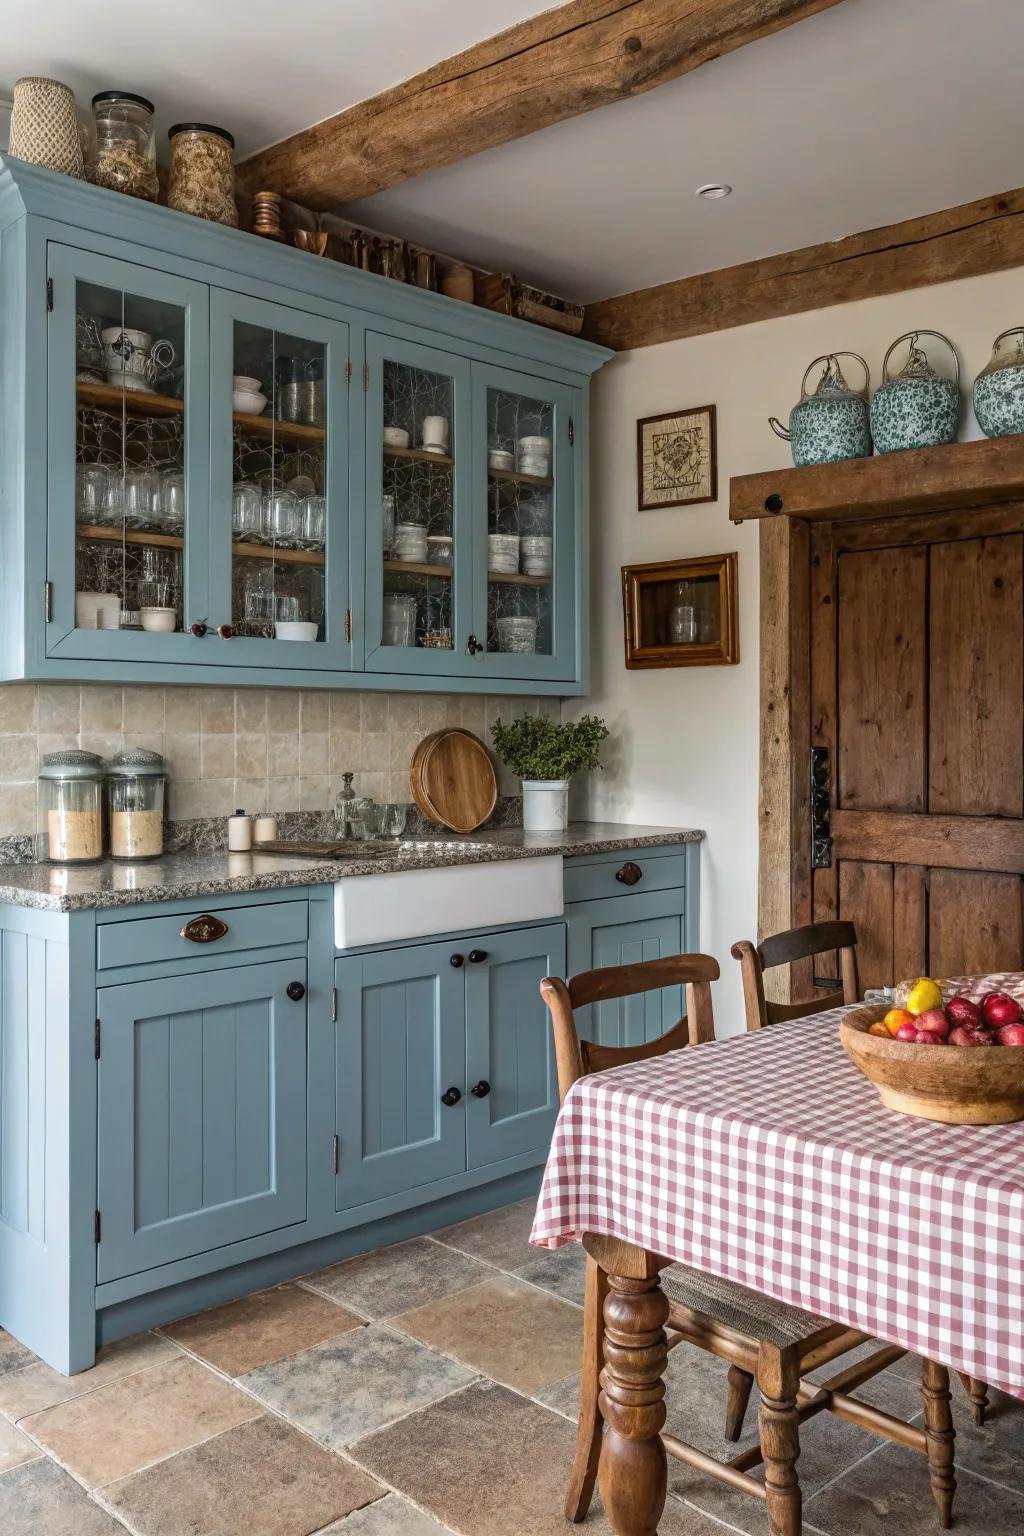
90,91,159,201
166,122,238,227
39,751,105,864
107,748,167,860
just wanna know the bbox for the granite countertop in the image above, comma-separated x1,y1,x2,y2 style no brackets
0,823,704,913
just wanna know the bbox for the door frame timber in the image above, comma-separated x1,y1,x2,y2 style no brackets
758,493,1024,1005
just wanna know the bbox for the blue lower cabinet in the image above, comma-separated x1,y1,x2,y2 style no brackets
96,959,308,1283
335,939,466,1209
567,890,686,1047
465,923,565,1169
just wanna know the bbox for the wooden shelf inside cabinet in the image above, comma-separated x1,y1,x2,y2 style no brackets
76,383,325,445
488,467,553,488
77,524,325,568
383,558,549,587
383,446,454,467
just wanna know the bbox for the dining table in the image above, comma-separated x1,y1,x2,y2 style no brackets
530,973,1024,1535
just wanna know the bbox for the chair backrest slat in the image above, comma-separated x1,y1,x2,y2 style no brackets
731,923,859,1033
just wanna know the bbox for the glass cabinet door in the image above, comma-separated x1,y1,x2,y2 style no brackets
46,244,211,660
209,290,350,669
471,364,577,682
363,331,472,674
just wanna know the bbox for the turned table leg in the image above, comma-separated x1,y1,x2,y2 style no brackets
922,1358,956,1529
956,1370,989,1426
758,1345,802,1536
598,1269,670,1536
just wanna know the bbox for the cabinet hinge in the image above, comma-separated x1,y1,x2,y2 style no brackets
344,358,352,386
568,416,575,446
94,1019,101,1059
344,610,352,643
332,1135,340,1176
44,581,53,623
46,277,53,312
330,986,338,1022
362,361,369,393
94,1210,101,1244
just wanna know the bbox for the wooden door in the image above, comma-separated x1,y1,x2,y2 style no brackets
811,517,1024,989
464,923,565,1170
96,960,307,1282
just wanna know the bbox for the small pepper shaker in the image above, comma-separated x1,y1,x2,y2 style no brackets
228,808,252,851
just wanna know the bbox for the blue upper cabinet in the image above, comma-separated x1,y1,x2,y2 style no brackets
0,157,609,693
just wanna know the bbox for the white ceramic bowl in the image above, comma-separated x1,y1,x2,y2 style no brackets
233,375,262,392
140,606,177,633
383,426,410,448
488,449,516,472
274,621,319,642
233,389,267,416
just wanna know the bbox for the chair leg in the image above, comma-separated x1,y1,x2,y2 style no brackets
956,1371,990,1426
922,1358,956,1530
758,1346,802,1536
564,1255,608,1522
725,1364,754,1442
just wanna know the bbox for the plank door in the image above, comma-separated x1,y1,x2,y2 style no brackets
811,520,1024,989
96,960,307,1283
566,891,686,1045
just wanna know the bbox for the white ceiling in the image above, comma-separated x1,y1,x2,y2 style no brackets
3,0,1023,304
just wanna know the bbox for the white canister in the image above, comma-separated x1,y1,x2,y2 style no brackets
520,535,553,576
516,435,551,477
421,415,450,451
392,522,428,563
496,615,538,654
228,809,252,851
488,533,520,574
254,815,278,843
522,779,569,833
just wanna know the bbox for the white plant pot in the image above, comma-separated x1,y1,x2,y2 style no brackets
521,779,569,833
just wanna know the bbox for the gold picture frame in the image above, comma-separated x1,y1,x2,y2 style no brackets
622,552,739,669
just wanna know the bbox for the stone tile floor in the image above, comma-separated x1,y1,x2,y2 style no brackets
1,1197,1022,1534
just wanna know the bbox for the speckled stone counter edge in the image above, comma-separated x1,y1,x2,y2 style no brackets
0,824,704,913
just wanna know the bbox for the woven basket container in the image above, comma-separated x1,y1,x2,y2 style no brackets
9,77,83,178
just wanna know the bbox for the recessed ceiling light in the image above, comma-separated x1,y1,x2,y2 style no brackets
696,183,732,200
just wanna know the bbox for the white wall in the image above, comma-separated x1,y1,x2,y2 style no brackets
574,264,1024,1030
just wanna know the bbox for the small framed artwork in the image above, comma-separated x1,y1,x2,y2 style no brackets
622,552,739,669
637,404,717,510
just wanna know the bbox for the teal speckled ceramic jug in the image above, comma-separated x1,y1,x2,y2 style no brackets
973,328,1024,438
870,331,960,454
769,352,871,467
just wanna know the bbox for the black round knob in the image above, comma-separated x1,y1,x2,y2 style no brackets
470,1080,491,1098
764,493,784,514
441,1086,462,1107
466,634,483,655
615,861,643,887
450,953,465,968
468,949,488,964
286,981,305,1001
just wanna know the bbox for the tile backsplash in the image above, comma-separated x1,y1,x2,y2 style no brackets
0,683,558,837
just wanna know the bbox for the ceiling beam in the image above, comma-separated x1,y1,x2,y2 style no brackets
583,186,1024,349
237,0,846,208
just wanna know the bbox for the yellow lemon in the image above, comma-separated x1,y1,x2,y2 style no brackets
905,977,942,1016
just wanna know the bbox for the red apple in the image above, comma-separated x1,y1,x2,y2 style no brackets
946,996,982,1028
995,1024,1024,1047
915,1009,951,1039
949,1025,995,1047
915,1029,945,1045
895,1022,920,1042
981,992,1022,1028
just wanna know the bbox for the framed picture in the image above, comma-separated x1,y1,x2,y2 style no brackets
622,552,738,669
637,404,717,510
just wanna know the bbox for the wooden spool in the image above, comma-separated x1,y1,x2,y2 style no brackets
841,1004,1024,1124
409,728,497,833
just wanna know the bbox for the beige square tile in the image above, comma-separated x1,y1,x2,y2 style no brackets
268,733,299,773
0,1458,126,1536
79,732,123,763
387,694,422,732
330,691,361,733
434,1198,538,1269
0,1415,42,1473
80,687,123,733
102,1413,384,1536
38,684,81,734
357,772,387,802
21,1354,259,1488
388,772,412,805
0,684,38,734
357,732,388,771
267,776,302,811
299,732,328,777
0,1331,176,1420
163,687,201,734
200,688,234,734
392,1274,581,1395
417,696,448,732
804,1441,1024,1536
162,734,201,783
168,780,206,819
191,780,236,816
234,733,268,779
445,694,486,735
266,691,300,732
358,692,388,733
0,1327,36,1377
121,686,165,735
330,732,362,777
303,1238,491,1321
201,734,234,780
299,776,331,811
0,783,37,833
388,728,421,776
162,1283,364,1376
235,690,268,732
301,691,329,733
0,734,38,781
233,778,268,813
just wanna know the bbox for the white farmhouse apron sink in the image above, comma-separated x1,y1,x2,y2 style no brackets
334,855,564,949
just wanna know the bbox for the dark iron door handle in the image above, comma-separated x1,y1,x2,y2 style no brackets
615,862,643,887
470,1080,490,1098
441,1086,462,1107
450,953,465,968
286,981,306,1001
468,949,488,964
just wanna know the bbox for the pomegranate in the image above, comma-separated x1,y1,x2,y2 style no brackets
915,1008,950,1039
995,1024,1024,1047
945,996,982,1028
949,1025,995,1047
980,992,1022,1028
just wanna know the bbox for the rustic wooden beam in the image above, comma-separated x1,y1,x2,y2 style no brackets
584,185,1024,350
237,0,846,209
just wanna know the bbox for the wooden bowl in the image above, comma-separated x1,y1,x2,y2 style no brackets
841,1005,1024,1124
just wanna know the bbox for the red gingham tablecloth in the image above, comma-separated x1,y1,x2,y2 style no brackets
531,974,1024,1399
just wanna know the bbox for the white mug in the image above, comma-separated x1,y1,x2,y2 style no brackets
421,414,449,450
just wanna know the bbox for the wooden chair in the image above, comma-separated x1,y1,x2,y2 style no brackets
541,952,957,1534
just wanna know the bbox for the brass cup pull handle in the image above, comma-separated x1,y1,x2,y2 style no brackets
615,861,643,887
181,914,229,943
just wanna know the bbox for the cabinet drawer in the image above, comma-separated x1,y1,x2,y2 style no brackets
563,852,687,906
97,900,308,972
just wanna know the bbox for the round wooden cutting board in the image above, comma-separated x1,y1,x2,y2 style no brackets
410,728,498,832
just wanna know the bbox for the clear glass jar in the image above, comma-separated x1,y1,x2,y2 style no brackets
39,751,105,864
90,92,158,201
106,749,167,861
166,122,238,227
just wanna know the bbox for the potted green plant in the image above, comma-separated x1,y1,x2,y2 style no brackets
490,714,609,832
